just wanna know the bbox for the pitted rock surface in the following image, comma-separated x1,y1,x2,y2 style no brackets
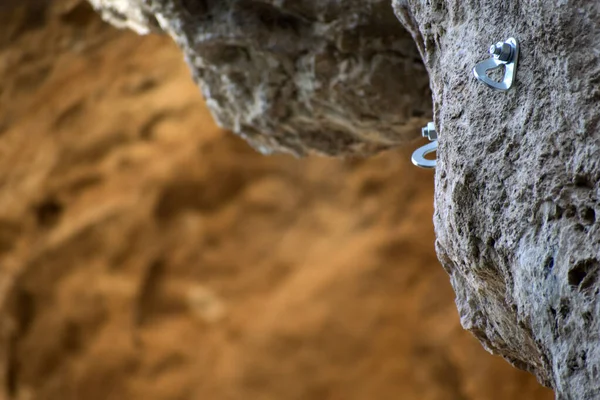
394,1,600,397
88,0,432,156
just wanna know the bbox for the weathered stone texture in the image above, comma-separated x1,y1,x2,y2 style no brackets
394,1,600,398
88,0,432,156
87,0,160,33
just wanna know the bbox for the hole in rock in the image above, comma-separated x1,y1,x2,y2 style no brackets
581,207,596,224
486,64,506,83
544,257,555,274
574,174,594,189
568,259,599,291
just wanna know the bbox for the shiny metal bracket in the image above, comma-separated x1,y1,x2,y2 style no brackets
473,37,519,91
411,122,437,169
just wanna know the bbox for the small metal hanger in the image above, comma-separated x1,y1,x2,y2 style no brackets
473,37,519,91
411,122,437,169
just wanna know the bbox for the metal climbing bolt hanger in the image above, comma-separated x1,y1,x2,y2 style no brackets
473,37,520,91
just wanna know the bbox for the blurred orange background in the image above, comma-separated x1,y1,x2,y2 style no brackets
0,1,553,399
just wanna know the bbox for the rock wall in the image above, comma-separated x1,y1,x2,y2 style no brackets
0,1,554,399
88,0,432,156
394,1,600,398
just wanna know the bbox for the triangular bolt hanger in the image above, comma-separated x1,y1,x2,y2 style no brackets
473,37,519,91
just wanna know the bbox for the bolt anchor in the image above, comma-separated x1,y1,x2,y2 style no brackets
473,37,520,91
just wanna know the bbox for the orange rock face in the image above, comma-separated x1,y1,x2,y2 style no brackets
0,1,553,399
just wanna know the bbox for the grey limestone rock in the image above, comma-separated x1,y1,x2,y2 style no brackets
87,0,432,156
88,0,160,33
394,1,600,398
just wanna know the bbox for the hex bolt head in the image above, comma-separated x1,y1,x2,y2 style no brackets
489,41,514,62
421,122,437,141
489,43,501,56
